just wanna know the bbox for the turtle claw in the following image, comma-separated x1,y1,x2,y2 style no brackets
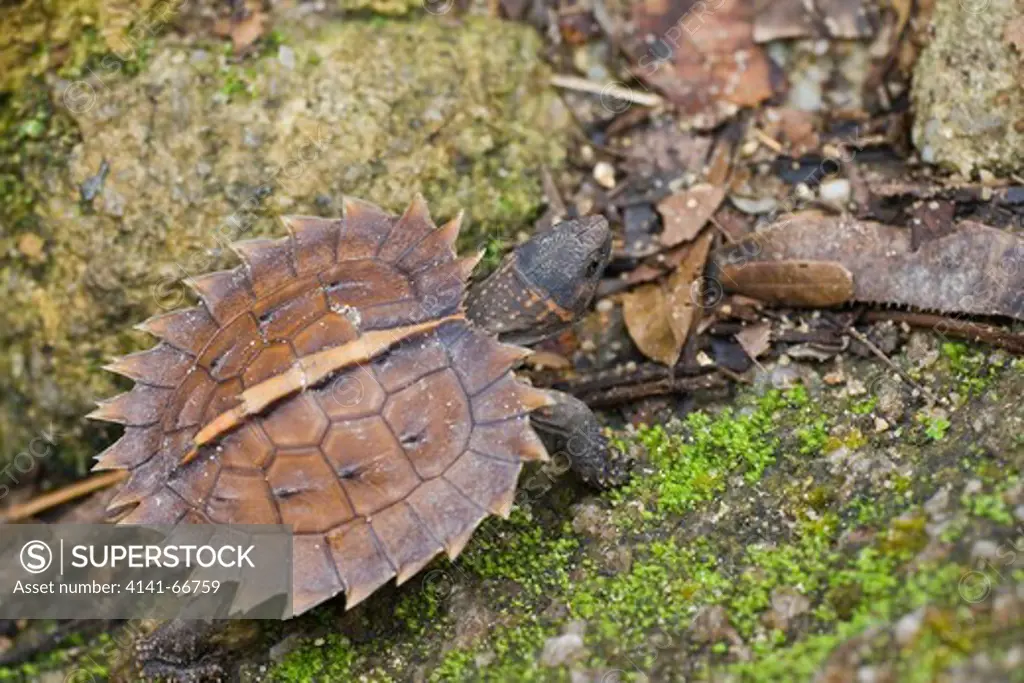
132,619,230,683
529,390,630,489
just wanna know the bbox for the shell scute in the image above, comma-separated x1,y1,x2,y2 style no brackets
291,312,359,356
94,197,548,616
326,519,393,609
403,476,486,560
321,416,419,514
382,369,471,479
260,394,330,448
312,366,386,421
377,194,436,263
266,448,353,533
445,451,522,518
169,367,216,430
321,260,412,310
371,502,445,586
93,426,162,471
292,535,344,615
206,469,279,525
282,216,339,275
397,212,462,274
89,385,170,426
104,344,192,387
242,342,296,388
253,280,329,341
371,335,450,393
136,306,219,356
339,197,392,260
197,314,262,379
217,424,274,470
187,268,254,324
167,451,221,508
232,238,296,298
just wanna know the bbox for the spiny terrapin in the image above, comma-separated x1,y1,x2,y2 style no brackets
90,195,620,619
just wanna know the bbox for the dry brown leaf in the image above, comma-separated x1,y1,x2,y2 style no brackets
718,260,855,308
623,285,679,366
214,8,269,53
715,214,1024,319
665,231,714,343
735,321,772,360
623,231,714,365
624,0,773,128
598,238,707,297
658,184,727,247
763,108,821,156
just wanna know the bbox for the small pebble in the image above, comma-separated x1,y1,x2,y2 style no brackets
593,161,616,189
856,666,883,683
823,369,846,385
924,487,951,518
278,45,296,69
539,633,585,667
970,539,1000,561
873,417,890,433
894,607,925,646
847,379,867,397
818,178,851,204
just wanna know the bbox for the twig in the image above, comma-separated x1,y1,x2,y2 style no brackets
842,325,933,402
752,128,783,154
863,310,1024,355
580,372,730,408
543,363,728,407
707,214,739,244
550,75,665,108
0,470,126,524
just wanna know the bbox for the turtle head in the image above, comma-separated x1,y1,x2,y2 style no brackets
515,215,611,317
465,215,611,345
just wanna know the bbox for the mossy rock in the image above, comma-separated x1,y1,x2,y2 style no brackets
0,0,167,94
337,0,426,16
0,16,570,471
911,0,1024,176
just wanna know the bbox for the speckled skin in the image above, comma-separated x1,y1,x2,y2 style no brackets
465,215,622,487
466,216,610,346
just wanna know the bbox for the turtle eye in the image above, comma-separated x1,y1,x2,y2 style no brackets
584,257,601,278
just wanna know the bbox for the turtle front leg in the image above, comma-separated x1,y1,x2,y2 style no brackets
131,619,227,682
530,390,629,488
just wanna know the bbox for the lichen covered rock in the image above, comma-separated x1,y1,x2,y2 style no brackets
0,17,570,468
911,0,1024,176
